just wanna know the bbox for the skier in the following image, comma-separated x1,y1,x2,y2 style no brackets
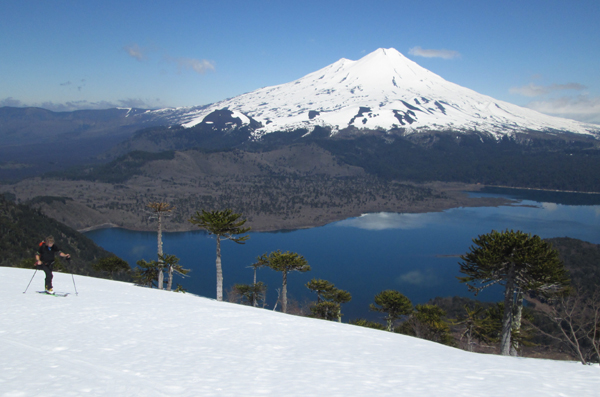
35,236,70,293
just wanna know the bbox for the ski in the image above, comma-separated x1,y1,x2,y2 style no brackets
36,291,69,297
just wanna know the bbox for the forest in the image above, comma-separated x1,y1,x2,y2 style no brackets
317,133,600,192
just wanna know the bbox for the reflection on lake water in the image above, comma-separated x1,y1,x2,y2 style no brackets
85,188,600,321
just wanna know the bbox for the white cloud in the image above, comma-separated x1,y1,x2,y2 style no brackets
123,43,146,61
408,46,461,59
525,95,600,124
509,82,586,97
123,42,215,75
172,57,216,75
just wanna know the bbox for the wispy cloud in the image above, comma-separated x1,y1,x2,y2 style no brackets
123,42,215,75
510,82,586,97
526,95,600,124
123,43,147,61
170,57,216,75
408,46,461,60
60,79,86,92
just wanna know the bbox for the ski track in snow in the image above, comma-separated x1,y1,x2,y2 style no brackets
1,268,599,396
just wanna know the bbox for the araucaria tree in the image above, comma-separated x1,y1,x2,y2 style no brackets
189,209,251,301
233,282,267,307
147,202,174,290
459,229,569,356
134,259,160,287
260,250,311,313
306,278,352,322
370,289,413,331
160,254,190,291
453,304,497,352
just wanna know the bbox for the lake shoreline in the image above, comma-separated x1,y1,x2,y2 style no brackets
78,183,513,233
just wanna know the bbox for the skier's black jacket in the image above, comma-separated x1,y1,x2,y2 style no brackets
38,243,62,264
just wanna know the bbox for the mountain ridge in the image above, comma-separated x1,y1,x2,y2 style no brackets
149,48,599,140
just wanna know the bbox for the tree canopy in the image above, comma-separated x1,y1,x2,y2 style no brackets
306,278,352,322
370,289,413,331
189,209,250,301
260,250,311,313
459,229,569,355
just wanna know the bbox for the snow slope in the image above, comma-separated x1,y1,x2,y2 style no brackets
150,48,600,140
2,267,599,396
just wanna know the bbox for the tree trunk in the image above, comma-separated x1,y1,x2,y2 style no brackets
500,263,516,355
157,214,164,290
167,265,173,291
216,236,222,301
386,316,393,332
281,270,288,313
466,326,474,352
253,268,258,307
510,288,524,357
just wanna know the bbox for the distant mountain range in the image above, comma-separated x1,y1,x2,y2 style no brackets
2,48,600,187
2,47,599,149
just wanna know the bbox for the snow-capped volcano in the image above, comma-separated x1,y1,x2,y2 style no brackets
151,48,600,140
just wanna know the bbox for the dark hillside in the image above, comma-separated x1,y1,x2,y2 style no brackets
109,122,600,192
0,195,124,279
546,237,600,294
316,133,600,192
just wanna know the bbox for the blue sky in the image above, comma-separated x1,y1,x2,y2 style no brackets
1,0,599,124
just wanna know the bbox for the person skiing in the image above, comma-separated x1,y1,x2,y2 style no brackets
35,236,70,293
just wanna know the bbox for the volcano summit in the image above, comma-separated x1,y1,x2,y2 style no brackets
152,48,599,140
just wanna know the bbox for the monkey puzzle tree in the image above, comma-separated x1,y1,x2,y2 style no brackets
370,289,413,331
306,278,352,322
159,253,190,291
250,256,268,286
134,259,159,288
453,304,497,352
189,209,250,301
459,229,569,356
306,279,336,303
261,250,311,313
233,282,267,307
147,201,174,290
409,304,454,345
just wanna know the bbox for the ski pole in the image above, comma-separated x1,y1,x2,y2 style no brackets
67,258,79,296
23,269,38,294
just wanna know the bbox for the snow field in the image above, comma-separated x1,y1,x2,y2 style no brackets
1,267,599,396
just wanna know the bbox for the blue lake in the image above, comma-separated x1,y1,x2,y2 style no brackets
85,188,600,321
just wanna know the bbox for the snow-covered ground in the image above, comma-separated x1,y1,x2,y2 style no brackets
2,267,598,396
